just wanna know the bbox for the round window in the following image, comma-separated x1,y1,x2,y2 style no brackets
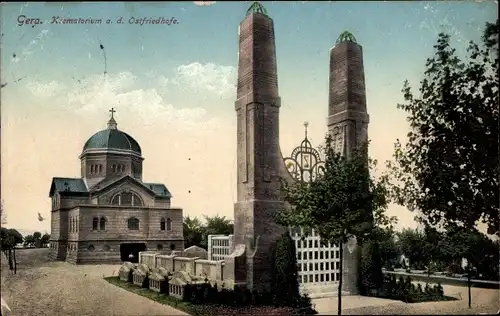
169,243,176,250
88,245,95,252
157,244,163,250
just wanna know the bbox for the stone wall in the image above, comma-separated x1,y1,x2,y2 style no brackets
139,251,225,285
74,206,183,243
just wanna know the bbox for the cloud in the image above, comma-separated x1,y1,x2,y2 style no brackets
33,71,220,132
172,62,236,98
18,29,51,62
194,1,216,6
26,80,65,98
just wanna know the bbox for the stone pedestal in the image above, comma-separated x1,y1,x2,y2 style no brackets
341,244,360,295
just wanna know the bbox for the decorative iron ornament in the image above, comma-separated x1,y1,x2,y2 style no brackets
336,31,357,45
283,122,325,183
246,1,268,17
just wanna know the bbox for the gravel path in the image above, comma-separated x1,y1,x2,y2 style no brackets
313,281,500,315
1,248,188,316
2,249,498,315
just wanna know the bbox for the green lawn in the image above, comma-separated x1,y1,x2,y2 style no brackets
104,277,295,316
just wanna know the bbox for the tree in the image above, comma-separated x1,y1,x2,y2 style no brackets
33,231,42,248
276,137,391,315
183,215,234,249
387,20,499,235
0,228,22,272
204,215,233,236
41,233,50,247
396,228,427,270
7,229,23,245
183,216,204,249
23,234,35,248
439,225,496,308
375,227,400,270
201,215,233,249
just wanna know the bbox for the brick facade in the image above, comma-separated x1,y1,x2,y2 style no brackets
48,117,183,264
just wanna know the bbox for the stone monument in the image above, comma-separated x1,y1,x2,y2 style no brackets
327,31,371,294
225,2,290,293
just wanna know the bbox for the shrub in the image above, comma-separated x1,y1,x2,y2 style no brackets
424,283,431,295
270,233,301,307
416,283,423,294
436,283,444,296
182,283,193,302
359,240,384,295
293,294,318,314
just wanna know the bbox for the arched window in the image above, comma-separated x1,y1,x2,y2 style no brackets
160,218,166,231
166,218,172,231
128,217,139,230
111,195,120,205
99,165,102,173
92,217,99,230
121,192,133,205
110,192,143,206
170,243,176,250
91,165,94,174
99,217,106,230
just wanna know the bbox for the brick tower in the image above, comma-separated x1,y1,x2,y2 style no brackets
226,2,286,292
327,31,370,294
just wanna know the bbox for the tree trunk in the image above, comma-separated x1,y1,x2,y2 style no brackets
338,242,343,316
13,247,17,274
8,249,13,270
427,255,432,284
467,265,472,309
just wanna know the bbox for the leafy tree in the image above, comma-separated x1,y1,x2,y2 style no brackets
24,234,35,247
418,221,446,277
183,216,204,249
41,233,50,247
7,229,23,245
276,136,391,315
0,228,22,272
183,215,233,249
386,20,499,234
441,225,499,280
396,228,426,270
201,215,233,249
375,227,400,270
33,231,42,248
204,215,233,236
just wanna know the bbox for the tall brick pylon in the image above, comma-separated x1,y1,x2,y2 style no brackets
327,31,370,295
226,2,287,293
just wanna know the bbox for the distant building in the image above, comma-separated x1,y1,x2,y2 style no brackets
48,109,184,264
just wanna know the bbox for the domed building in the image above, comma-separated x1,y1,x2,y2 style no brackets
48,109,184,264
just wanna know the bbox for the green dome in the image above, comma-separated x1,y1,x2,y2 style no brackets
82,129,141,155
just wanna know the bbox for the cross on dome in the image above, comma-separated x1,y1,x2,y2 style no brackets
107,108,118,129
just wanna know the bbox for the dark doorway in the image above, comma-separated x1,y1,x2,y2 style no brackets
120,243,147,263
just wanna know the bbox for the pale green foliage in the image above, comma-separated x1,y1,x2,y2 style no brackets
276,135,392,245
386,20,499,234
183,215,234,249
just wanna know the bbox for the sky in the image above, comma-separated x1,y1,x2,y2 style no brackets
1,1,497,236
